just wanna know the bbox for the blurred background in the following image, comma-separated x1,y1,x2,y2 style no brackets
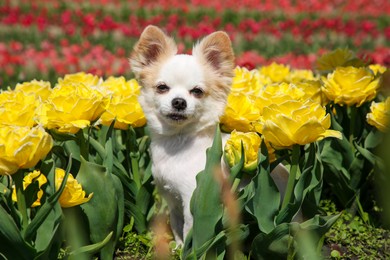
0,1,389,258
0,0,389,89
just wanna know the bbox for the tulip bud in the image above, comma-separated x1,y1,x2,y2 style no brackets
224,130,263,173
55,168,93,208
367,97,390,132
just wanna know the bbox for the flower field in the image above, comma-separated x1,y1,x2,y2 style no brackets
1,1,390,259
1,0,390,88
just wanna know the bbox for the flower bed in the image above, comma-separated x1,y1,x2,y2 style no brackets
0,1,389,259
1,0,389,88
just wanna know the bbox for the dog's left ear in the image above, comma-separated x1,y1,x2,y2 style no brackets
193,31,235,79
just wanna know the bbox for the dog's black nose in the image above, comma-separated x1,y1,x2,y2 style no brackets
171,98,187,110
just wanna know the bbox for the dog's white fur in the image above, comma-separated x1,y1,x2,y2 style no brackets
130,26,290,244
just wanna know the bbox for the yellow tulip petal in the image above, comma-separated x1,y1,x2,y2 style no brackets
293,121,329,145
259,98,342,148
11,170,47,207
262,120,295,148
55,168,93,208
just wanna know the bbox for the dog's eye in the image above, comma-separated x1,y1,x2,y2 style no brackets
156,84,170,94
190,87,204,98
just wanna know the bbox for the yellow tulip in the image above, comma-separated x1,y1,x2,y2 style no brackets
259,62,290,83
0,90,38,127
58,72,100,87
100,94,146,130
15,80,52,101
256,100,342,149
368,64,387,76
293,80,326,105
224,130,274,172
231,67,266,94
38,81,109,134
286,69,318,83
253,82,321,115
220,93,261,132
12,170,47,207
367,97,390,132
0,125,53,175
98,77,146,129
55,168,93,208
99,77,141,96
321,66,381,107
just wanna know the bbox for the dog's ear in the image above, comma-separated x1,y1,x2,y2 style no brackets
130,25,177,78
193,31,235,79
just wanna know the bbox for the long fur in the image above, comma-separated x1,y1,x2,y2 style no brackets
130,26,291,244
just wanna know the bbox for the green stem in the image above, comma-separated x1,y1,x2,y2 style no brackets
126,128,141,189
131,155,141,189
14,171,29,234
349,106,357,144
231,177,241,193
63,207,90,259
86,134,107,159
281,144,301,210
77,129,89,160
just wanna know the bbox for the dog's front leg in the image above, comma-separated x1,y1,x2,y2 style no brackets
169,206,184,245
182,203,193,243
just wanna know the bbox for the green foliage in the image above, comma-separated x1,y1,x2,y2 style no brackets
0,122,155,259
180,126,339,259
322,201,390,259
117,228,154,259
316,48,368,74
0,161,69,259
76,158,124,259
320,102,386,216
183,126,228,259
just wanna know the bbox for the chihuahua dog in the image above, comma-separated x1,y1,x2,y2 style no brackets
130,26,289,244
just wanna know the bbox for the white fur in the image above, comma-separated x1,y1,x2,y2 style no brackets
136,53,227,244
130,26,292,244
138,55,222,137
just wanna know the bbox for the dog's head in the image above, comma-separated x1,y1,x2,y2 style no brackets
130,25,235,136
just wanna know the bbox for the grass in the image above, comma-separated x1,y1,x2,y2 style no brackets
321,200,390,259
114,199,389,259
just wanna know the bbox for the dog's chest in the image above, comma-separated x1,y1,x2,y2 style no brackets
150,134,213,197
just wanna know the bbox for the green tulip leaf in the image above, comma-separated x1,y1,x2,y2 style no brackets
68,231,113,257
276,144,324,224
183,230,226,260
0,206,36,260
77,157,124,260
246,141,280,234
23,181,39,209
49,130,78,142
320,135,356,205
97,121,116,145
24,160,70,243
34,161,63,256
189,125,224,253
34,224,62,260
364,129,383,149
354,141,384,170
64,140,82,162
252,214,339,259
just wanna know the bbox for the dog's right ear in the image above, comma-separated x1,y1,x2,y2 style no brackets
130,25,177,78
